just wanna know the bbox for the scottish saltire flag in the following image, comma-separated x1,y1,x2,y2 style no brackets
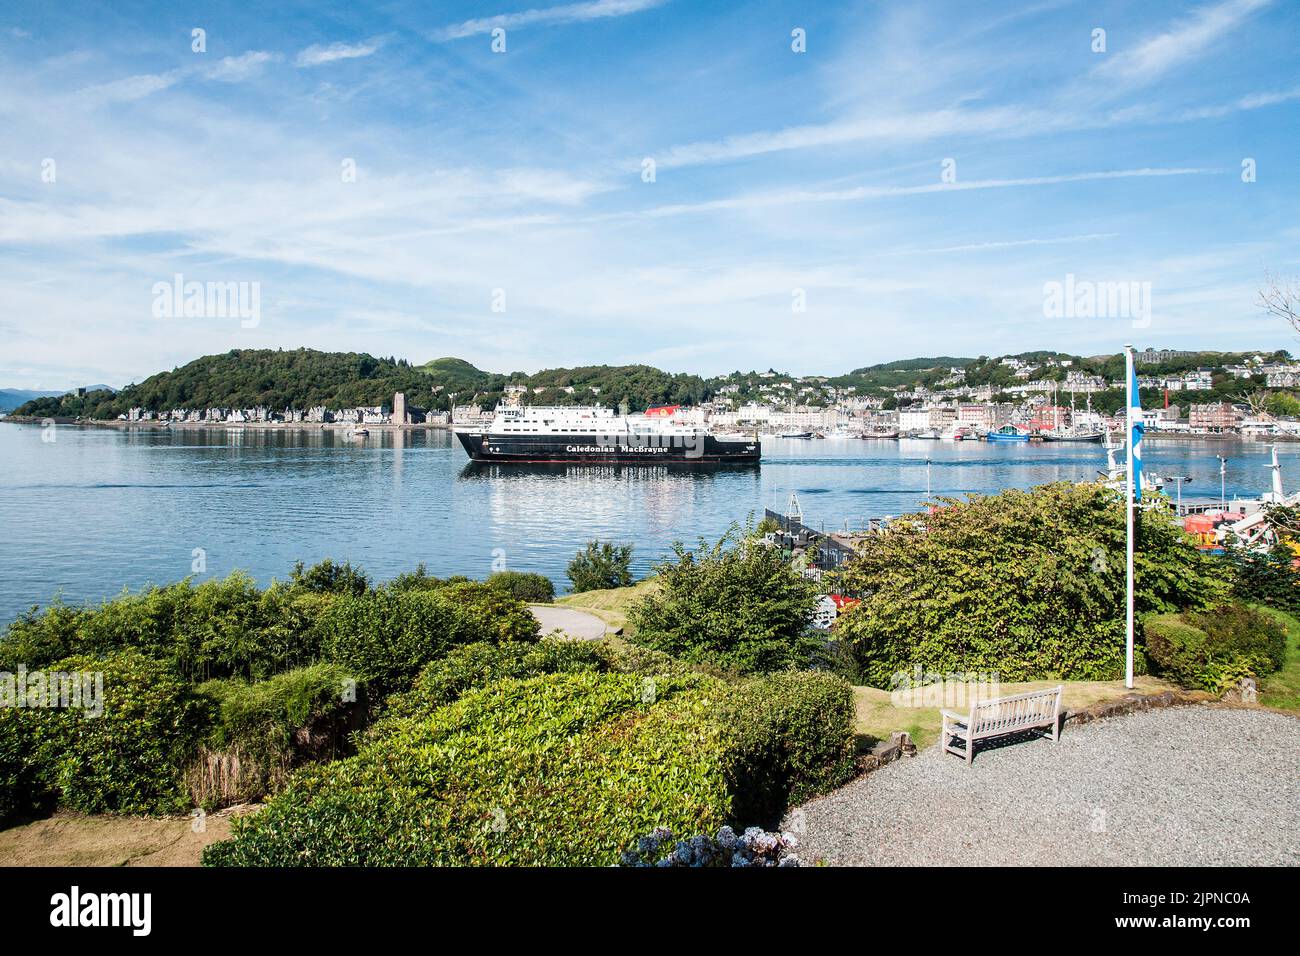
1129,363,1145,500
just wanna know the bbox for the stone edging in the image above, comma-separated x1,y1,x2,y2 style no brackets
1065,689,1214,725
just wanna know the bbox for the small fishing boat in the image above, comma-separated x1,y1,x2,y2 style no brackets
779,431,813,439
1041,428,1105,443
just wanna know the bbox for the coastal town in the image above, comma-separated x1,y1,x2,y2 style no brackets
103,347,1300,441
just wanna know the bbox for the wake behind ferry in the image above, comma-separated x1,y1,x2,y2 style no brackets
455,404,761,464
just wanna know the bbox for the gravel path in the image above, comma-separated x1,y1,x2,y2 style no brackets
787,705,1300,866
528,605,610,641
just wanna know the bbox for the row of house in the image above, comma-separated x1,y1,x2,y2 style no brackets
129,391,452,426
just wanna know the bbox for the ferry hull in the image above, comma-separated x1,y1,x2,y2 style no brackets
455,430,761,464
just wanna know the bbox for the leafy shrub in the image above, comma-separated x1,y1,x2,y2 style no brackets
432,582,540,643
591,638,695,678
315,587,536,701
386,565,471,592
834,483,1230,686
0,707,44,824
24,650,211,815
289,559,371,597
203,672,734,866
487,571,555,603
722,671,857,826
203,662,863,867
1230,544,1300,615
629,526,824,674
1146,603,1288,690
189,663,362,806
375,639,606,727
567,541,634,593
0,574,329,681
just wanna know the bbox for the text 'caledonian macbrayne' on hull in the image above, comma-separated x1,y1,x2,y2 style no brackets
455,404,761,464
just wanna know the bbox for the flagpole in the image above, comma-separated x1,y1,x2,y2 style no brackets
1124,343,1135,690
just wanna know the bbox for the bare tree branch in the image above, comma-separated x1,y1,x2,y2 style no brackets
1259,269,1300,334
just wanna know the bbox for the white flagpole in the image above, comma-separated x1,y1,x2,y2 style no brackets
1124,343,1135,689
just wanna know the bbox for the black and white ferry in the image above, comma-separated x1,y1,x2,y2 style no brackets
455,404,760,464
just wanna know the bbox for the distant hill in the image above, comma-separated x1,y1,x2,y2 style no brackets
848,357,975,374
419,357,495,392
11,349,489,420
10,346,1294,421
0,385,117,414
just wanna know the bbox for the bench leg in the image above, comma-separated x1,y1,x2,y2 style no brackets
966,738,973,766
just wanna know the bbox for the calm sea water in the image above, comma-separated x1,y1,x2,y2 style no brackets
0,423,1292,626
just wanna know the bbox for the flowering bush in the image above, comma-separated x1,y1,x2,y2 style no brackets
619,825,802,867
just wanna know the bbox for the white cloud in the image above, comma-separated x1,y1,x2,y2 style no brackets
1179,86,1300,119
641,168,1217,218
295,38,385,68
434,0,667,41
1093,0,1272,88
916,234,1120,255
204,51,279,82
76,71,183,106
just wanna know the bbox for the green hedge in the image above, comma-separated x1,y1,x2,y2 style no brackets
20,650,211,815
723,671,857,827
203,664,860,866
375,639,605,728
203,672,733,866
1145,603,1288,691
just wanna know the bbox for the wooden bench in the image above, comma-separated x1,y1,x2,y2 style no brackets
941,686,1063,765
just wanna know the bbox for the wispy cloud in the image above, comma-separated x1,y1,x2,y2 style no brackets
295,37,385,67
434,0,667,41
76,71,183,106
916,234,1120,255
1093,0,1272,88
1179,86,1300,119
204,51,278,82
642,169,1217,218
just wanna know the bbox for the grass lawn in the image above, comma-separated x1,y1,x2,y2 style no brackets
852,676,1183,752
554,578,659,638
1254,606,1300,711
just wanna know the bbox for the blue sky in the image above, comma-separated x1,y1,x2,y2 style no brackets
1,0,1298,388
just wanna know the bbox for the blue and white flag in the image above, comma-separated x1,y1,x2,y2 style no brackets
1129,363,1144,500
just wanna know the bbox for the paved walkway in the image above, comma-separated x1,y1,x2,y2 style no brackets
528,605,610,641
787,705,1300,866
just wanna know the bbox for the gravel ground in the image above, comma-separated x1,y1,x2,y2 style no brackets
786,705,1300,866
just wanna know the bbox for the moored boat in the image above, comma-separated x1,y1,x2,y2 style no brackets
456,404,760,464
985,425,1030,443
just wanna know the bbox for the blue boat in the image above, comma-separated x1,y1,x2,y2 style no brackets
985,425,1030,443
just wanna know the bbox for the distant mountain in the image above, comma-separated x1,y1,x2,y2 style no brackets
0,385,118,413
0,389,62,413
